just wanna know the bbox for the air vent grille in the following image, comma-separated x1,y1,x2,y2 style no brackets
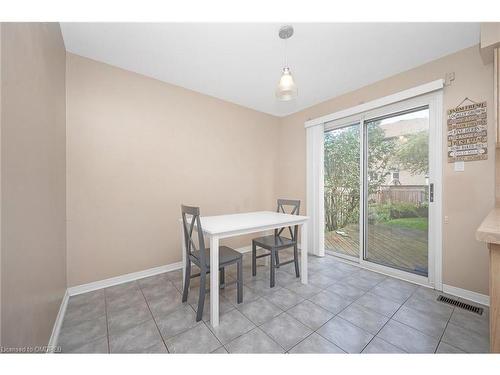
437,295,483,315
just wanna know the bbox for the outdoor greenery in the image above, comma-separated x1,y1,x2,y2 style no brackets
395,131,429,175
369,202,429,222
324,125,361,232
384,217,428,232
324,123,429,232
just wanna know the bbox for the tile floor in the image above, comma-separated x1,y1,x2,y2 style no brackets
57,250,490,353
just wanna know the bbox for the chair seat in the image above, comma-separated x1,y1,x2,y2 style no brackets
192,246,242,268
253,235,296,249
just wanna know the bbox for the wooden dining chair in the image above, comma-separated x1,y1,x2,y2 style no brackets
181,205,243,321
251,199,301,288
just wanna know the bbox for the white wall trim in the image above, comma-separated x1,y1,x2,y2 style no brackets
49,246,252,348
304,79,445,128
306,124,325,256
67,261,184,296
234,245,252,254
442,284,490,307
326,251,490,306
64,245,251,298
46,290,69,353
430,91,444,291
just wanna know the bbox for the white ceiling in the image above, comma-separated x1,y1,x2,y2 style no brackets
60,23,480,117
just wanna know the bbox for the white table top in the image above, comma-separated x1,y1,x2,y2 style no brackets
179,210,309,327
193,211,309,236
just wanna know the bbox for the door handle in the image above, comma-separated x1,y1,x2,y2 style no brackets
430,183,434,203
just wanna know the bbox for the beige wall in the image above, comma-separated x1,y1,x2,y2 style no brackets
0,25,493,347
481,23,500,49
66,53,280,287
67,43,494,297
1,23,66,347
277,45,494,295
480,23,500,63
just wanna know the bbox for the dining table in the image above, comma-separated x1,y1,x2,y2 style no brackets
180,210,309,327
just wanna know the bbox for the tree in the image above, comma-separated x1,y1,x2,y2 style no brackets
324,126,360,232
366,123,397,195
324,122,395,232
394,131,429,175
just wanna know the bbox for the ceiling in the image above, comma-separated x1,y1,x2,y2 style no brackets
60,23,480,117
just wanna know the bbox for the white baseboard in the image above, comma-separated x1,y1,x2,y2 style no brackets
50,244,300,348
442,284,490,307
67,246,251,296
67,261,183,296
326,251,490,307
49,260,183,350
235,245,252,254
47,289,69,353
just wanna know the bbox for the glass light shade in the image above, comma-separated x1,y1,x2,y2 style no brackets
275,67,297,101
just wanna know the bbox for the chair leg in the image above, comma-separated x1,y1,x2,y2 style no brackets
252,241,257,276
220,267,225,288
182,261,191,303
270,248,276,288
236,259,243,304
293,244,300,278
196,271,207,322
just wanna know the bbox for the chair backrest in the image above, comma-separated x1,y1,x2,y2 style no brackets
181,205,207,268
275,199,301,240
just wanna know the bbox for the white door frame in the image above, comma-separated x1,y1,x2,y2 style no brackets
312,84,443,289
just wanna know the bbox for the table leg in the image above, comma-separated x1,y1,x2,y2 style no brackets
300,221,308,284
180,221,187,290
210,235,220,327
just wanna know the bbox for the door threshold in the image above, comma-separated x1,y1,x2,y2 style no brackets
325,250,434,290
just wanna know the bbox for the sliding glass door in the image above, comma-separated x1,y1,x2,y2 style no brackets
323,94,440,284
364,108,430,276
324,123,361,260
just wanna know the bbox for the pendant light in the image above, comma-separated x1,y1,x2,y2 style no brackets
276,25,297,101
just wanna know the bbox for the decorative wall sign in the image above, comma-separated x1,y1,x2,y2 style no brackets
447,100,488,162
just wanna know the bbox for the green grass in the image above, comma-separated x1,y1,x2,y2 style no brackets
383,217,428,231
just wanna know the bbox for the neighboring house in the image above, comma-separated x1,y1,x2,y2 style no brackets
380,117,429,186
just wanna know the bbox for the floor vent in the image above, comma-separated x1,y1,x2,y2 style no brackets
437,295,483,315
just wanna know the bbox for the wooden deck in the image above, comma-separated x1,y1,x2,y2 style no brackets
325,223,428,276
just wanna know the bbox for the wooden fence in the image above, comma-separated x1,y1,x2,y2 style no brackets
371,185,427,205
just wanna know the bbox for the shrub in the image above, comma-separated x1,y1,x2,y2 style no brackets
371,202,428,222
